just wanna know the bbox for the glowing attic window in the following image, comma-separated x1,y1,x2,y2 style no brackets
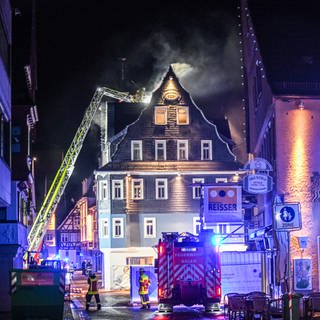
154,106,167,125
177,107,189,125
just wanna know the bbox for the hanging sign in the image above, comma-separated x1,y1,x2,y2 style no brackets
243,174,273,194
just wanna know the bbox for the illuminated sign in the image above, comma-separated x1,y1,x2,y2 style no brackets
203,186,242,222
243,174,273,194
273,203,301,230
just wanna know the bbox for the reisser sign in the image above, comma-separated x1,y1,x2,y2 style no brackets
203,186,242,222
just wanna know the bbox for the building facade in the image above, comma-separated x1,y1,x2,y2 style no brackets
95,67,247,290
241,0,320,295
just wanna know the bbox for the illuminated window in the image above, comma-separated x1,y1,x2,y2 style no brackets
112,218,124,238
177,140,188,160
192,178,204,199
156,178,168,199
100,218,109,238
100,181,108,200
177,106,189,125
144,217,156,238
193,217,201,235
131,140,142,161
155,140,166,160
132,179,144,199
154,106,167,125
201,140,212,160
112,180,123,199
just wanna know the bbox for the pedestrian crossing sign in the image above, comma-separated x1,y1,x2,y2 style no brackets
273,203,302,230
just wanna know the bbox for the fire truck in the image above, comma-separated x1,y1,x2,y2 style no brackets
157,229,221,313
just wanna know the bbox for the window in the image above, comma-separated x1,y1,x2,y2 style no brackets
47,233,53,241
216,223,230,235
131,140,142,161
177,140,188,160
100,218,109,238
193,217,201,235
192,178,204,199
215,177,228,183
132,179,144,199
100,181,108,200
156,179,168,199
154,106,167,125
155,140,166,160
177,106,189,125
61,233,68,242
144,217,156,238
201,140,212,160
112,180,123,199
112,218,124,238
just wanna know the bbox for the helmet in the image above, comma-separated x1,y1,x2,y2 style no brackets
139,268,145,272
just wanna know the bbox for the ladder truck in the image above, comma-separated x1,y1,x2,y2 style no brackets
25,87,144,263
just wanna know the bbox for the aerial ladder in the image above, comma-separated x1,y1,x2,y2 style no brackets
25,87,145,262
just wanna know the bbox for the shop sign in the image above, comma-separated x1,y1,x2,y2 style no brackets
243,174,273,194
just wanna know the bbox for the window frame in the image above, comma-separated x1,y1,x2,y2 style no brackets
215,177,228,183
155,178,168,200
193,216,201,235
100,218,109,238
144,217,156,238
201,140,212,160
176,106,189,125
192,178,204,199
177,140,189,160
100,181,108,200
155,140,167,161
112,218,124,238
154,106,167,125
131,140,143,161
112,179,124,200
131,178,144,200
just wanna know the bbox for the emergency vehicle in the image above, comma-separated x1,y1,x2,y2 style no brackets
157,229,221,313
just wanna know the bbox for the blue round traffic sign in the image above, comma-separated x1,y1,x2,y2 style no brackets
280,206,295,222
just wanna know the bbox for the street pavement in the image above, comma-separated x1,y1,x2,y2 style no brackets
69,271,225,320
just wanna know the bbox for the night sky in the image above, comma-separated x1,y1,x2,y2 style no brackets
11,0,320,221
15,0,242,220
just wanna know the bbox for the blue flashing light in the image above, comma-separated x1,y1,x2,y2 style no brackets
211,234,222,246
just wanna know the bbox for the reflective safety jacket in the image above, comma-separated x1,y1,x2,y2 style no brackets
139,273,150,295
87,275,99,294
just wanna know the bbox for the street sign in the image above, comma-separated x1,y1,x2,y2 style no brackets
273,203,301,231
243,174,273,194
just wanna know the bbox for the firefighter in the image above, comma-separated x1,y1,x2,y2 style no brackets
139,268,151,309
86,271,101,311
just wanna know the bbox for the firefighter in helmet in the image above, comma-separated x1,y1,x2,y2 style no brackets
139,268,151,309
86,271,101,311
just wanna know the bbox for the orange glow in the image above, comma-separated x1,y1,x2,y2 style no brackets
285,109,311,256
159,244,164,255
87,214,93,241
162,77,180,102
158,288,164,298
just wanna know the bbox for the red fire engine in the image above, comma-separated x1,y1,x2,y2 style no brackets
157,229,221,313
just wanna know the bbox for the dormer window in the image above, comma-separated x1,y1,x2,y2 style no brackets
154,106,167,125
177,106,189,125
